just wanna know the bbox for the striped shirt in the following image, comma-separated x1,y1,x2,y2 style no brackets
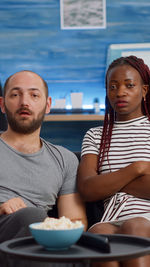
81,116,150,223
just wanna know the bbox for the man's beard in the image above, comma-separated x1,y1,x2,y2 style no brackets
4,105,46,134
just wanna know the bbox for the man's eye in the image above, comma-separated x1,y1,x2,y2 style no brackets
10,93,18,97
32,94,39,98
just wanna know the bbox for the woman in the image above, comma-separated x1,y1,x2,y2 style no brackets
77,55,150,267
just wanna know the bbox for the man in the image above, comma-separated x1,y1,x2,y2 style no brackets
0,70,87,248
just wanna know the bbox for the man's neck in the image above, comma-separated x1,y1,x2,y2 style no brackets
0,128,42,154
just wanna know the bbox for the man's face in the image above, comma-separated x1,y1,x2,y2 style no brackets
2,71,51,134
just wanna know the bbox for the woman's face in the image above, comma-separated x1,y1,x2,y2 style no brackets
107,64,148,121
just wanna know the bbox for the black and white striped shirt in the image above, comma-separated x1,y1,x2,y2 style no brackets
81,116,150,223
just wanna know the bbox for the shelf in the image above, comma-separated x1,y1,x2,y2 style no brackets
44,114,104,121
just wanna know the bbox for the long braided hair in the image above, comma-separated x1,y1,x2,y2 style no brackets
97,55,150,173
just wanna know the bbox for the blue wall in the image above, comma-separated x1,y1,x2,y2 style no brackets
0,0,150,108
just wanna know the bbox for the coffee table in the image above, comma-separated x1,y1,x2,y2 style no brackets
1,234,150,267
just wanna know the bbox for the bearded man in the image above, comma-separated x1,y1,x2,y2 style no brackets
0,70,87,267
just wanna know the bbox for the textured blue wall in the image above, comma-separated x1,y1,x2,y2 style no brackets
0,0,150,108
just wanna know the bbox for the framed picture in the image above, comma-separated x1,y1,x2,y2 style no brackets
60,0,106,29
107,43,150,68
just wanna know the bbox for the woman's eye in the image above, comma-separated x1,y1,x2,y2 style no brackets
127,83,134,88
110,84,117,90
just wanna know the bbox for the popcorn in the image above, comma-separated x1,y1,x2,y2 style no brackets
32,216,83,230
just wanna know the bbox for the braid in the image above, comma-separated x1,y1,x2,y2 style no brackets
97,97,114,172
125,56,150,119
97,55,150,173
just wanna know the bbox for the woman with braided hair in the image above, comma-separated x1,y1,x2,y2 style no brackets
77,55,150,267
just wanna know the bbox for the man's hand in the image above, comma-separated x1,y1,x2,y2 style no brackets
0,197,27,215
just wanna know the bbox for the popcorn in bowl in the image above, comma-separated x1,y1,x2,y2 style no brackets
29,216,84,250
31,216,83,230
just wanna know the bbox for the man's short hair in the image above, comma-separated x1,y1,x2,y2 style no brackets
3,70,49,98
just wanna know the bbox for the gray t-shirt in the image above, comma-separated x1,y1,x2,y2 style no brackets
0,138,78,211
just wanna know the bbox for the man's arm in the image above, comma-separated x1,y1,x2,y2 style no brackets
57,193,88,231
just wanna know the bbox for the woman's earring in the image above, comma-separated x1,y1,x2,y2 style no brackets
144,97,149,116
